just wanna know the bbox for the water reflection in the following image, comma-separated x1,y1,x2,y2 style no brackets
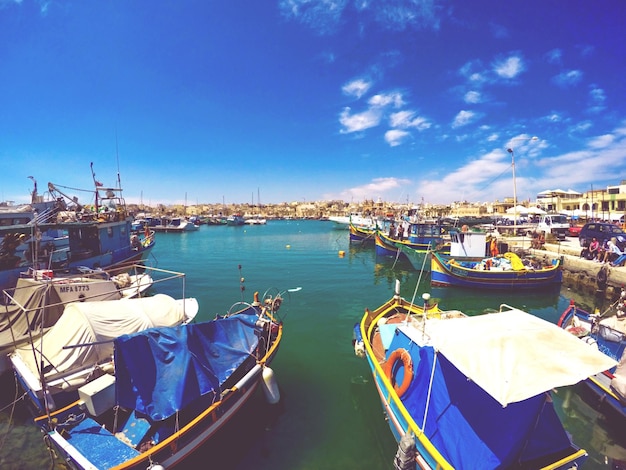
373,257,421,291
559,385,626,469
429,285,562,317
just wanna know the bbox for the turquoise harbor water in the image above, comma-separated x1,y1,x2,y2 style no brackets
1,220,625,469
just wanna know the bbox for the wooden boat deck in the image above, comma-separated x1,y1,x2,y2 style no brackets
371,314,405,364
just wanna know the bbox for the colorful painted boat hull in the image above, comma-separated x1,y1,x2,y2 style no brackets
349,222,375,244
430,251,563,289
375,230,448,271
353,282,609,469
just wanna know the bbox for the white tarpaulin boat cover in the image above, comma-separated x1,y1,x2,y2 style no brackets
1,279,65,353
401,308,617,406
14,293,189,382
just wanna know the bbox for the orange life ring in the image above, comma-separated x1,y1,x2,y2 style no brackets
383,348,413,397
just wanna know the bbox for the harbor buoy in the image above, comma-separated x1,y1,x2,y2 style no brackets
261,366,281,404
286,244,291,249
338,250,345,257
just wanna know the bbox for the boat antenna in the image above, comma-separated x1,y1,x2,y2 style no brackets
115,129,122,190
90,162,102,213
28,176,38,204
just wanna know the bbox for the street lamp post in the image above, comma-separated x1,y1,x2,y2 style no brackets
507,147,518,236
506,136,538,238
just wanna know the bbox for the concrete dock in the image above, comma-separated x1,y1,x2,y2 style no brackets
506,235,626,299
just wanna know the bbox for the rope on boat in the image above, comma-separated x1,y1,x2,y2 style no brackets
409,246,431,310
43,433,58,470
421,351,439,433
390,245,402,270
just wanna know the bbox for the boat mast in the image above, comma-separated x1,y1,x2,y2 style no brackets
90,162,101,213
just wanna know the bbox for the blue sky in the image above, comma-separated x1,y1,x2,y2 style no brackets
1,1,625,207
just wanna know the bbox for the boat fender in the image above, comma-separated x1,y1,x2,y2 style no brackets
354,340,365,358
43,389,56,413
148,465,165,470
261,366,281,405
352,324,366,358
393,432,417,470
383,348,413,398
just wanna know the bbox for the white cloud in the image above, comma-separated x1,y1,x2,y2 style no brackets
372,0,441,31
368,91,404,108
280,0,441,34
279,0,348,34
335,177,413,201
541,112,562,123
416,150,512,203
339,107,382,133
464,91,481,104
342,78,372,99
412,123,626,204
452,110,478,128
492,54,525,79
385,129,410,146
588,85,606,113
552,70,583,87
389,110,431,130
588,134,614,149
569,121,593,134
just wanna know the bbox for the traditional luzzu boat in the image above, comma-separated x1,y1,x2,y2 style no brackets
0,169,155,292
374,222,449,272
558,287,626,421
353,280,616,470
349,220,376,245
430,229,563,289
35,289,286,470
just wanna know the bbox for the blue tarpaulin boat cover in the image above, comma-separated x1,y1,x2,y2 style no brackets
114,311,260,422
402,344,572,468
386,312,598,470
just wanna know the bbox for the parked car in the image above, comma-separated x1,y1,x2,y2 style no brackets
568,224,583,237
578,222,626,250
536,214,570,240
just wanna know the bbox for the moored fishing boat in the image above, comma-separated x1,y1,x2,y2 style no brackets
0,169,155,292
0,264,159,375
36,289,286,470
558,288,626,421
226,214,246,226
374,221,448,271
151,216,198,232
9,267,198,413
245,215,267,225
354,280,616,469
19,265,153,304
349,220,376,245
430,229,563,289
329,213,377,229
